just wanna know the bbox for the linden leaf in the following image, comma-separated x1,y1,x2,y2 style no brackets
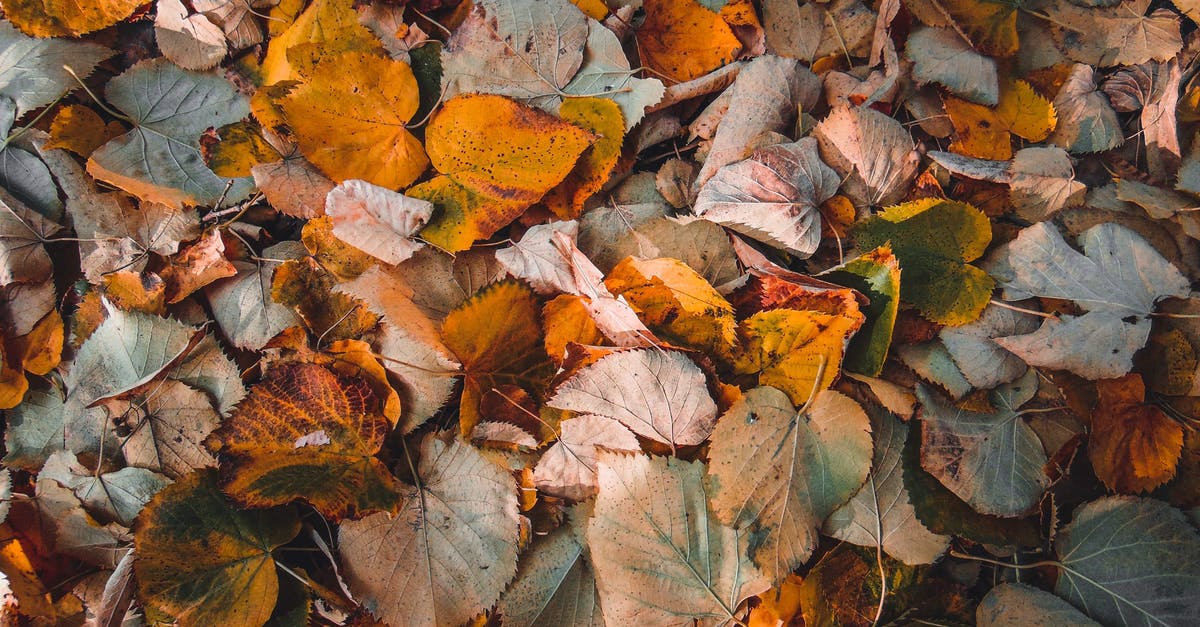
636,0,742,82
823,406,950,565
588,454,769,624
2,0,143,37
1046,0,1182,68
496,523,604,626
695,137,840,258
814,106,921,208
154,0,228,71
533,414,640,501
207,362,401,519
1048,64,1123,154
280,52,428,190
732,308,864,406
205,242,304,350
440,0,588,105
1090,374,1184,493
543,97,625,220
938,0,1019,56
0,21,112,118
250,156,335,219
708,388,872,580
1054,497,1200,625
917,371,1049,517
134,469,301,627
259,0,381,84
977,583,1099,627
989,222,1191,379
548,348,719,448
87,59,254,208
820,246,901,377
41,450,169,526
854,198,993,326
45,104,123,158
271,256,380,343
325,180,433,265
105,379,221,480
562,20,665,127
763,0,876,62
339,436,520,627
3,386,64,471
944,79,1057,160
441,281,554,434
0,191,59,286
605,257,737,354
939,302,1040,390
906,26,998,106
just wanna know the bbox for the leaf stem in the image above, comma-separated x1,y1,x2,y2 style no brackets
62,65,130,122
948,550,1061,570
989,299,1057,319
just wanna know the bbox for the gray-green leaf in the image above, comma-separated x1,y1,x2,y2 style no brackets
497,526,603,627
0,21,112,117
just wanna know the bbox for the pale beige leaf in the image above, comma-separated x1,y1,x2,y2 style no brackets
33,477,128,569
906,26,998,105
193,0,275,49
496,221,585,295
496,524,603,627
251,158,335,219
533,414,639,501
40,450,169,526
977,583,1099,627
764,0,875,62
1008,147,1087,221
106,379,220,480
325,179,432,265
0,190,59,285
588,454,769,625
339,436,520,627
548,348,718,448
1049,64,1123,154
814,105,921,207
1047,0,1181,68
940,302,1040,390
155,0,227,71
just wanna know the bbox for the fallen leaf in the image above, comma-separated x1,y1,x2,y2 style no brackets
977,583,1099,627
0,22,112,118
325,179,433,265
1048,64,1123,154
563,20,665,126
733,308,863,406
158,230,238,304
907,26,998,105
814,105,921,207
939,302,1040,390
259,0,381,84
636,0,742,82
496,523,603,626
605,256,736,354
106,379,221,480
204,241,304,350
155,0,227,71
943,79,1056,160
820,246,901,376
708,387,872,580
40,450,169,526
1046,0,1182,68
533,414,640,500
2,0,143,37
543,97,625,220
1090,374,1184,493
45,104,124,158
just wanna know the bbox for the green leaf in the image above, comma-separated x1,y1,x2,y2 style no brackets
134,469,301,627
588,454,768,624
87,58,254,208
3,386,65,470
916,370,1048,517
338,436,520,627
823,407,950,565
821,246,901,376
977,583,1099,627
0,21,112,117
706,387,872,581
853,197,993,326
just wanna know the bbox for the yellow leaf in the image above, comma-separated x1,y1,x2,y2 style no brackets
2,0,143,37
733,309,862,406
203,121,280,178
70,272,167,346
0,353,28,410
605,257,737,354
280,52,429,189
940,0,1019,56
208,362,401,518
301,216,375,280
441,281,554,435
425,94,596,204
636,0,742,82
271,256,379,342
544,97,626,220
45,104,124,158
260,0,381,84
946,80,1056,160
412,175,527,253
543,294,606,364
17,309,63,377
569,0,609,19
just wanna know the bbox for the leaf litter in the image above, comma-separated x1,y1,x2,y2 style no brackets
0,0,1199,625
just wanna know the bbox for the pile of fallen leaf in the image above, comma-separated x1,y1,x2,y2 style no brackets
1,0,1200,624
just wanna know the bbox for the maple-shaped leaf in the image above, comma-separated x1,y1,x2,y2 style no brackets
339,436,520,627
87,59,253,208
824,407,950,565
917,371,1049,517
942,79,1056,160
854,198,993,326
497,522,603,626
1048,64,1123,154
325,180,433,265
533,413,640,501
154,0,227,71
695,137,840,258
694,55,821,187
2,0,143,37
820,246,901,376
207,362,401,519
280,51,428,190
442,280,554,434
1090,374,1184,494
440,0,588,106
1054,497,1200,625
134,469,301,627
1046,0,1182,68
636,0,742,82
732,308,864,406
588,453,770,624
549,348,718,448
708,387,872,581
977,583,1099,627
605,256,737,354
0,21,112,118
906,26,998,105
105,379,220,480
814,106,921,207
988,222,1191,379
417,94,595,251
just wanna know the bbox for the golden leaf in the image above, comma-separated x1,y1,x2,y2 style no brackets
544,97,627,220
605,256,737,354
733,308,863,406
637,0,742,82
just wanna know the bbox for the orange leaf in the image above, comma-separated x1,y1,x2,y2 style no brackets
945,80,1056,160
637,0,742,82
1090,374,1185,494
158,230,238,304
3,0,143,37
544,97,626,220
45,104,124,157
605,257,737,354
207,362,402,519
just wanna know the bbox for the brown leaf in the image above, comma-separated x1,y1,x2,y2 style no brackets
1090,374,1184,494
